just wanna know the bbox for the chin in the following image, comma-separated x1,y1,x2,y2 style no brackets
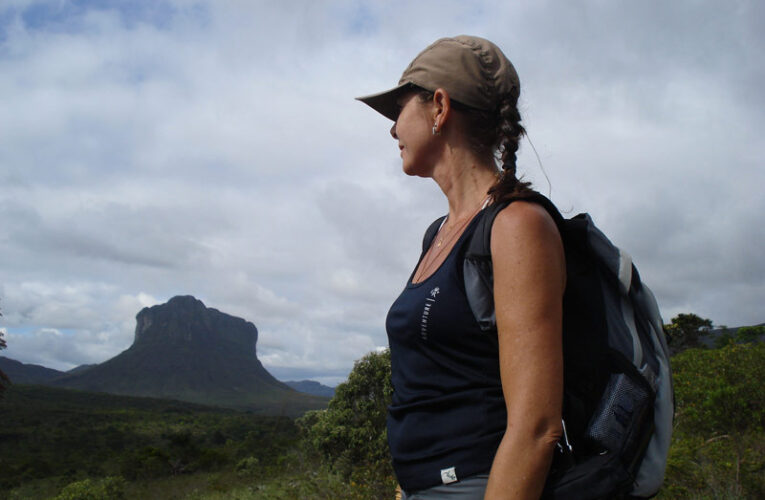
402,167,423,178
402,161,429,178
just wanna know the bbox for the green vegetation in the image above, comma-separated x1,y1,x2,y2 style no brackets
2,320,763,499
714,326,736,349
298,349,395,498
735,325,765,344
51,477,126,500
658,342,765,499
0,385,302,499
665,313,713,354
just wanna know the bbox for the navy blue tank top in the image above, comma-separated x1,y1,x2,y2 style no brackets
386,210,506,492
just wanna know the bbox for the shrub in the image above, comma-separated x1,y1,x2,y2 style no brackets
736,325,765,344
665,313,712,354
119,446,171,480
193,448,228,471
661,343,765,498
53,476,126,500
298,349,395,497
235,456,259,477
0,327,9,399
672,342,765,435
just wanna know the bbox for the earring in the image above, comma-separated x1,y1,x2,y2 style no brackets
432,123,440,136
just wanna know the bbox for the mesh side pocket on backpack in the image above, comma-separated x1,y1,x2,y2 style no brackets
584,370,653,463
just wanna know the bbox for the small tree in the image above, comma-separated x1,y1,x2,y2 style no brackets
0,303,9,398
298,349,394,494
713,325,735,349
736,325,765,344
665,313,713,354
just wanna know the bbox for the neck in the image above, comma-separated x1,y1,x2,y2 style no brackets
431,147,498,220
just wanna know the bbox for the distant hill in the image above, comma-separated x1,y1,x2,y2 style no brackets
46,295,327,416
700,323,765,348
3,354,337,403
0,356,64,384
67,363,97,375
0,358,100,385
285,380,335,398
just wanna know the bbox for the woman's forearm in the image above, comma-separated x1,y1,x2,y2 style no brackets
484,422,560,499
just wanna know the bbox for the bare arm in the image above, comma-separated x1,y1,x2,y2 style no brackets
484,201,566,500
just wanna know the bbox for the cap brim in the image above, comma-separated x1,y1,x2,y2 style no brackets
355,82,415,121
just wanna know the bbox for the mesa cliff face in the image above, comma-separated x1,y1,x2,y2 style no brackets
52,295,326,415
133,295,259,355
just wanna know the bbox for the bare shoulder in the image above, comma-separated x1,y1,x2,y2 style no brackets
490,200,566,290
490,201,561,250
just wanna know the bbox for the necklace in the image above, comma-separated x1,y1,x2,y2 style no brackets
413,196,490,283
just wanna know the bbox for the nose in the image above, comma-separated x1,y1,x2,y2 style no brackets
390,122,397,140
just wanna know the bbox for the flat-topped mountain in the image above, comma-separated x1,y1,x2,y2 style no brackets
50,295,326,415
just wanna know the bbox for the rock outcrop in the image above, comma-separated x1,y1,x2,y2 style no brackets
52,295,326,415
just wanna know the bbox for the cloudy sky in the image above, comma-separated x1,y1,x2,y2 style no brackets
1,0,762,386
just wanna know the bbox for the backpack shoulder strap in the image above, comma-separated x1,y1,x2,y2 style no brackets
463,192,565,331
467,192,565,259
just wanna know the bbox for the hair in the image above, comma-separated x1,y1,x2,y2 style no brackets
417,89,533,202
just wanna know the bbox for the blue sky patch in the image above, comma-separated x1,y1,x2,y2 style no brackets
19,0,178,33
342,3,377,36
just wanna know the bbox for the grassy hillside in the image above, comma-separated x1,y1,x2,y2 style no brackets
2,342,763,499
0,385,302,499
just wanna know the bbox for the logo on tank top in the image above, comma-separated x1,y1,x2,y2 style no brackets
441,466,458,484
420,287,440,340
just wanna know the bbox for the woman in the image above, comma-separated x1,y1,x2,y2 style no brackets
357,36,566,499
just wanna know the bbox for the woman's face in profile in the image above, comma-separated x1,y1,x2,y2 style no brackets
390,92,438,177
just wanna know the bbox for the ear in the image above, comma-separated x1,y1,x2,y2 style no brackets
431,88,452,134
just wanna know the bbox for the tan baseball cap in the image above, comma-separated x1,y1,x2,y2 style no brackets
356,35,520,121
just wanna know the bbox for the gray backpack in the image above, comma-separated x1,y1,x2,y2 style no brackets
425,193,674,498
